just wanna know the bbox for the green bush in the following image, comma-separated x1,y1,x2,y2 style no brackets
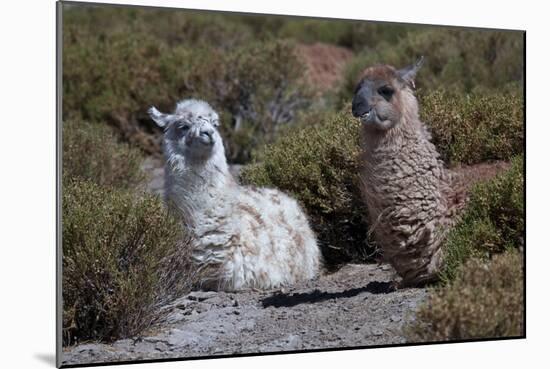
421,89,524,165
338,28,524,102
63,28,169,154
241,108,373,267
63,5,416,51
62,180,195,345
407,250,524,341
338,22,418,51
63,120,144,188
440,156,524,284
206,40,311,163
277,18,416,51
62,5,255,49
278,19,355,46
63,6,312,162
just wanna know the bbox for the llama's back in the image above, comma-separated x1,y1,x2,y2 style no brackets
224,186,321,290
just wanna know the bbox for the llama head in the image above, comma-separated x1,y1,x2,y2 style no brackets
149,99,224,162
351,57,424,132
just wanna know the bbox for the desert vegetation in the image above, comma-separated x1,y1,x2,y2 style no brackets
62,180,196,344
439,156,524,284
406,250,524,341
62,3,524,349
405,156,524,340
62,120,198,345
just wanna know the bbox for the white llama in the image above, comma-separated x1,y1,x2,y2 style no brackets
149,99,322,291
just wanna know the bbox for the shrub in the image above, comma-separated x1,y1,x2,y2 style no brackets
338,28,524,102
208,40,312,163
63,5,416,52
241,108,373,267
63,120,144,188
338,22,418,51
277,18,416,51
62,5,255,49
420,89,524,165
407,250,524,341
151,39,312,163
63,6,312,162
440,156,524,283
278,19,355,46
63,28,169,154
62,181,195,345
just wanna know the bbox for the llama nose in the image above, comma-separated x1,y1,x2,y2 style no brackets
352,85,373,117
351,98,371,118
199,128,214,144
352,97,371,117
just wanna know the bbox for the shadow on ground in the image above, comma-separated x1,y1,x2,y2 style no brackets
262,281,396,308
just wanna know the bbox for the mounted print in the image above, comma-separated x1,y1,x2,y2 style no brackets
56,1,526,367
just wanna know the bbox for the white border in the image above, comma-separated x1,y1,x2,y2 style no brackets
1,1,547,368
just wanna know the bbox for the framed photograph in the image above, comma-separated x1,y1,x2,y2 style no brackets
56,1,525,367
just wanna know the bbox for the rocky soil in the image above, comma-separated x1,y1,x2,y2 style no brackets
62,263,427,366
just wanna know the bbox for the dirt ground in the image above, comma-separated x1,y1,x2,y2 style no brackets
62,263,427,366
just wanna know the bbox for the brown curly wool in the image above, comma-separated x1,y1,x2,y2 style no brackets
352,58,456,287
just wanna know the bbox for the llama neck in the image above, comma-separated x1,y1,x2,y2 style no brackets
363,90,425,162
362,115,424,161
164,150,236,215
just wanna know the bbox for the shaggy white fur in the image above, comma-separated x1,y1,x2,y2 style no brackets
149,99,321,291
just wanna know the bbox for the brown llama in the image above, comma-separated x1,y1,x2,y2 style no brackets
351,57,458,287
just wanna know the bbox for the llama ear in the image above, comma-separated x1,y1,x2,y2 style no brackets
148,106,170,128
398,56,424,89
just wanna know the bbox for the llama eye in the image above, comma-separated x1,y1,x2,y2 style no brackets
378,86,394,100
178,125,190,132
